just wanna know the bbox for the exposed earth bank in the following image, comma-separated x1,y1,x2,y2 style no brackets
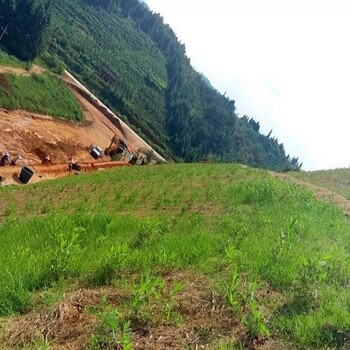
0,68,164,185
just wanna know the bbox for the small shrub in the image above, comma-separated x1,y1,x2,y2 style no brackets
225,269,240,313
131,273,183,324
87,297,132,350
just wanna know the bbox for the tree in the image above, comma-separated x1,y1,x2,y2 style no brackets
1,0,52,61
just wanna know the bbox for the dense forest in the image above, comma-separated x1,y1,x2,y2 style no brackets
0,0,51,61
0,0,301,170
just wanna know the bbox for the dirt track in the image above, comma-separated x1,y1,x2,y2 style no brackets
0,64,44,76
0,161,130,185
270,171,350,216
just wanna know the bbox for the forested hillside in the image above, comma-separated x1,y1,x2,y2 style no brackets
0,0,51,61
0,0,301,170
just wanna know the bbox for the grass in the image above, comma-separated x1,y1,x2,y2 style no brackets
0,49,26,68
0,163,350,348
0,72,83,121
290,168,350,200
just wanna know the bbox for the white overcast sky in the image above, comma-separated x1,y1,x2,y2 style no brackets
144,0,350,170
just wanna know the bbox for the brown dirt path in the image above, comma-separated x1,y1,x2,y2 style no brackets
0,161,130,185
0,64,44,76
270,171,350,216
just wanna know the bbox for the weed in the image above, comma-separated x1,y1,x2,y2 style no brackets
156,247,178,268
294,257,327,309
87,243,130,286
5,203,16,217
132,222,152,248
243,300,270,341
214,339,241,349
162,281,183,322
22,339,51,349
87,297,132,350
225,269,240,313
49,228,82,281
131,273,183,324
131,273,162,319
241,281,270,341
41,203,52,214
224,274,270,342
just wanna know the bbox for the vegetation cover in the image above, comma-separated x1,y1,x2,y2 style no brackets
0,71,83,121
0,164,349,348
24,0,299,170
290,168,350,200
0,0,51,61
0,50,26,69
0,0,301,170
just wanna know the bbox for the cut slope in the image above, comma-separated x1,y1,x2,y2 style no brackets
0,66,164,181
0,164,349,349
0,71,83,121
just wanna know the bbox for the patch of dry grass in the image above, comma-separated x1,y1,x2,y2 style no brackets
0,273,243,350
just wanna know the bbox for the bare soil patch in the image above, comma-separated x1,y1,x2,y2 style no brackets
0,64,45,77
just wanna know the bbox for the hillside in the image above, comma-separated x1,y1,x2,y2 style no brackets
0,61,163,177
30,0,300,170
0,0,301,170
0,164,350,349
289,168,350,201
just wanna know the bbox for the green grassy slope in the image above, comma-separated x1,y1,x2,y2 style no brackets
0,47,83,121
0,164,350,348
0,50,25,68
0,70,83,121
290,168,350,200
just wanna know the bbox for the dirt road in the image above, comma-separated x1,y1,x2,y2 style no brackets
0,161,130,185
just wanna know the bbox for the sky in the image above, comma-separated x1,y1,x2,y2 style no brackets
144,0,350,170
